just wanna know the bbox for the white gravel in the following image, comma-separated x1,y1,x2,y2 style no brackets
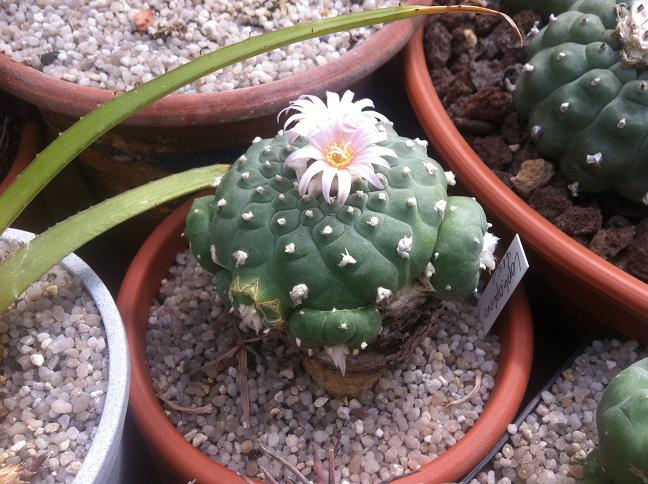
147,250,502,483
471,339,647,484
0,239,109,483
1,0,397,94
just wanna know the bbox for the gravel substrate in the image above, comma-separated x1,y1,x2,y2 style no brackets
424,0,648,283
147,250,501,483
470,338,647,484
0,239,109,483
1,0,397,94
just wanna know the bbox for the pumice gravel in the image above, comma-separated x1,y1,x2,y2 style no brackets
0,0,397,94
0,240,109,483
470,338,646,484
147,250,502,483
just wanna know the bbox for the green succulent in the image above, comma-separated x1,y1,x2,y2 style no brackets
185,107,496,371
583,358,648,483
504,0,578,16
513,0,648,205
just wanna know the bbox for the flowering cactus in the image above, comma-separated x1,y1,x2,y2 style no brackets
185,91,497,373
513,0,648,205
583,358,648,483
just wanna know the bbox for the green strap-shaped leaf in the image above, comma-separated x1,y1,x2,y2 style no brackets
0,4,515,233
0,164,228,311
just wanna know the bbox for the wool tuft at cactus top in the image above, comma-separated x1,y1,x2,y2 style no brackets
513,0,648,205
185,122,495,356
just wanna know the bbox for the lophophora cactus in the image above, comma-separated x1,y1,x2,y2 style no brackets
513,0,648,205
583,358,648,483
185,91,497,382
504,0,577,16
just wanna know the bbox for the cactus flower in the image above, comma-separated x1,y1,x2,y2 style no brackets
283,91,396,206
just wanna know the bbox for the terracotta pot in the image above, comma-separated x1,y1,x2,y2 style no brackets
403,28,648,343
0,115,40,195
118,196,534,484
0,6,427,207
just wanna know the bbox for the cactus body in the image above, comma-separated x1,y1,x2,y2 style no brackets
514,0,648,204
585,358,648,483
504,0,578,16
186,126,492,351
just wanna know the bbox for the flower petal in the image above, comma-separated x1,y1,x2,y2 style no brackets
321,165,337,204
348,163,384,189
299,160,328,196
285,145,325,165
336,169,352,206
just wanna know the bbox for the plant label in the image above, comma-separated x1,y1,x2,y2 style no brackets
479,234,529,334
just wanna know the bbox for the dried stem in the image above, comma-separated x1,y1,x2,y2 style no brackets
260,443,311,484
157,393,212,414
445,370,483,409
259,464,280,484
238,348,250,429
312,443,325,484
328,447,336,484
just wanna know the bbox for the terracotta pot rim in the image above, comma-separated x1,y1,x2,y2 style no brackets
0,116,41,195
403,27,648,324
0,8,425,127
118,195,534,484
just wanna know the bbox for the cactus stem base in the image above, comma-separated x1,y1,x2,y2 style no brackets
293,298,442,397
301,356,381,398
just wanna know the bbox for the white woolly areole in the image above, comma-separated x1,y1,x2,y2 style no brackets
444,171,456,186
435,199,447,216
211,176,222,187
285,243,296,254
397,236,413,258
425,262,435,278
321,225,333,235
233,250,248,267
217,198,227,208
480,232,499,271
376,287,393,303
238,305,263,334
423,162,438,175
338,249,357,268
568,182,580,197
366,216,379,227
586,152,603,166
617,1,648,65
241,211,254,221
642,192,648,206
325,345,350,376
289,284,309,305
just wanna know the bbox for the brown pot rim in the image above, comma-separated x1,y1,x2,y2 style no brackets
403,27,648,326
0,116,41,195
118,195,534,484
0,6,426,128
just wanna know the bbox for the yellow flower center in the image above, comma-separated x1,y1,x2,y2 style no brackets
325,141,354,169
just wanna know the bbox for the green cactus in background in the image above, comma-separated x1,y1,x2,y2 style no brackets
582,358,648,484
185,91,496,373
504,0,578,16
514,0,648,205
